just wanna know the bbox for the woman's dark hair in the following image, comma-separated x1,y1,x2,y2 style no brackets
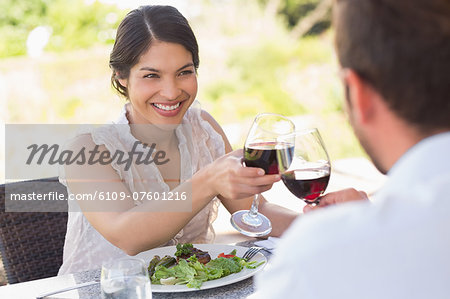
109,5,199,98
334,0,450,132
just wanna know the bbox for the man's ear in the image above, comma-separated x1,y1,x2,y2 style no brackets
345,69,376,124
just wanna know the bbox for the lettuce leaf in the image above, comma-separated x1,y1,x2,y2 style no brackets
206,257,243,276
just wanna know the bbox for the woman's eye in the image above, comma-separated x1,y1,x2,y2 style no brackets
144,73,159,79
179,70,194,76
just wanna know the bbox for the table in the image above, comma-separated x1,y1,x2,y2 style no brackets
0,240,269,299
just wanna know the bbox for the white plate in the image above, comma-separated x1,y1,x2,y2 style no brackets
135,244,267,293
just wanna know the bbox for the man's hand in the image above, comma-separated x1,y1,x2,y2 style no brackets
303,188,368,213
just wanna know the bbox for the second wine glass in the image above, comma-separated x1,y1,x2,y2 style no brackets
277,128,331,206
230,113,295,237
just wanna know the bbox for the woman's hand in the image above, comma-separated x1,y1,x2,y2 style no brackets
303,188,368,213
203,149,281,200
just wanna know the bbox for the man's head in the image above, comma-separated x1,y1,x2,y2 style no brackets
334,0,450,132
333,0,450,172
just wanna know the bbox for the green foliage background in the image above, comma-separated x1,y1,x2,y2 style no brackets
1,0,365,160
0,0,124,58
256,0,331,34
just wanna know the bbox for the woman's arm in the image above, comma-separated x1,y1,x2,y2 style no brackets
65,133,278,255
200,110,299,237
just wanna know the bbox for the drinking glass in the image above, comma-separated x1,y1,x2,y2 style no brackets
277,128,331,206
101,257,152,299
230,113,295,237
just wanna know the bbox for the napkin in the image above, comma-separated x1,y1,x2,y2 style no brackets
254,237,280,251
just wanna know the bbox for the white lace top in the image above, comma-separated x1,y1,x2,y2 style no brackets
58,101,225,275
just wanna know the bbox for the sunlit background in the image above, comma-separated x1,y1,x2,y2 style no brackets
1,0,366,184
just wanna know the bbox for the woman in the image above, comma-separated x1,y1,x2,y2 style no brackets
58,5,298,275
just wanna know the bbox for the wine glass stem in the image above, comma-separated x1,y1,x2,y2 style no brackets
249,193,260,217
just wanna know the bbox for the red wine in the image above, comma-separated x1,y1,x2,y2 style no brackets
244,142,293,174
281,169,330,203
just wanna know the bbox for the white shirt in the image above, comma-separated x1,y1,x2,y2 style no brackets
251,132,450,299
58,101,224,275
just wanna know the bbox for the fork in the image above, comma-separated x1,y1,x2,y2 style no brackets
242,246,263,261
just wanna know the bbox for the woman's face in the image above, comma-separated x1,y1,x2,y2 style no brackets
119,40,197,125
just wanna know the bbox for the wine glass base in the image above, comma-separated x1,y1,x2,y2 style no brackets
230,210,272,237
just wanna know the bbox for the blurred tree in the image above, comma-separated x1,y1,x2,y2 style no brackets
289,0,332,39
259,0,332,37
0,0,50,57
0,0,125,58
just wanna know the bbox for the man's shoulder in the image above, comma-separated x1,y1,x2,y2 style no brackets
280,181,450,256
255,187,450,298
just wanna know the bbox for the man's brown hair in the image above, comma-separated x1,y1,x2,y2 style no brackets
334,0,450,132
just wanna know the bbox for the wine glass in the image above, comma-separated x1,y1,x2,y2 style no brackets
277,128,331,206
230,113,295,237
101,257,152,299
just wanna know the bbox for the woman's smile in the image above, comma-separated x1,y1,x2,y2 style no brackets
150,100,185,117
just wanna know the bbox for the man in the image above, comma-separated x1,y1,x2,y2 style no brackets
251,0,450,298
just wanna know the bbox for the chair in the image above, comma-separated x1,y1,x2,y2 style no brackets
0,177,68,284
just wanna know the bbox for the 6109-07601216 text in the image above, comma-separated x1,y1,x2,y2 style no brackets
8,191,188,201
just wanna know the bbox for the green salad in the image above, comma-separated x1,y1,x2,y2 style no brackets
148,244,265,289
